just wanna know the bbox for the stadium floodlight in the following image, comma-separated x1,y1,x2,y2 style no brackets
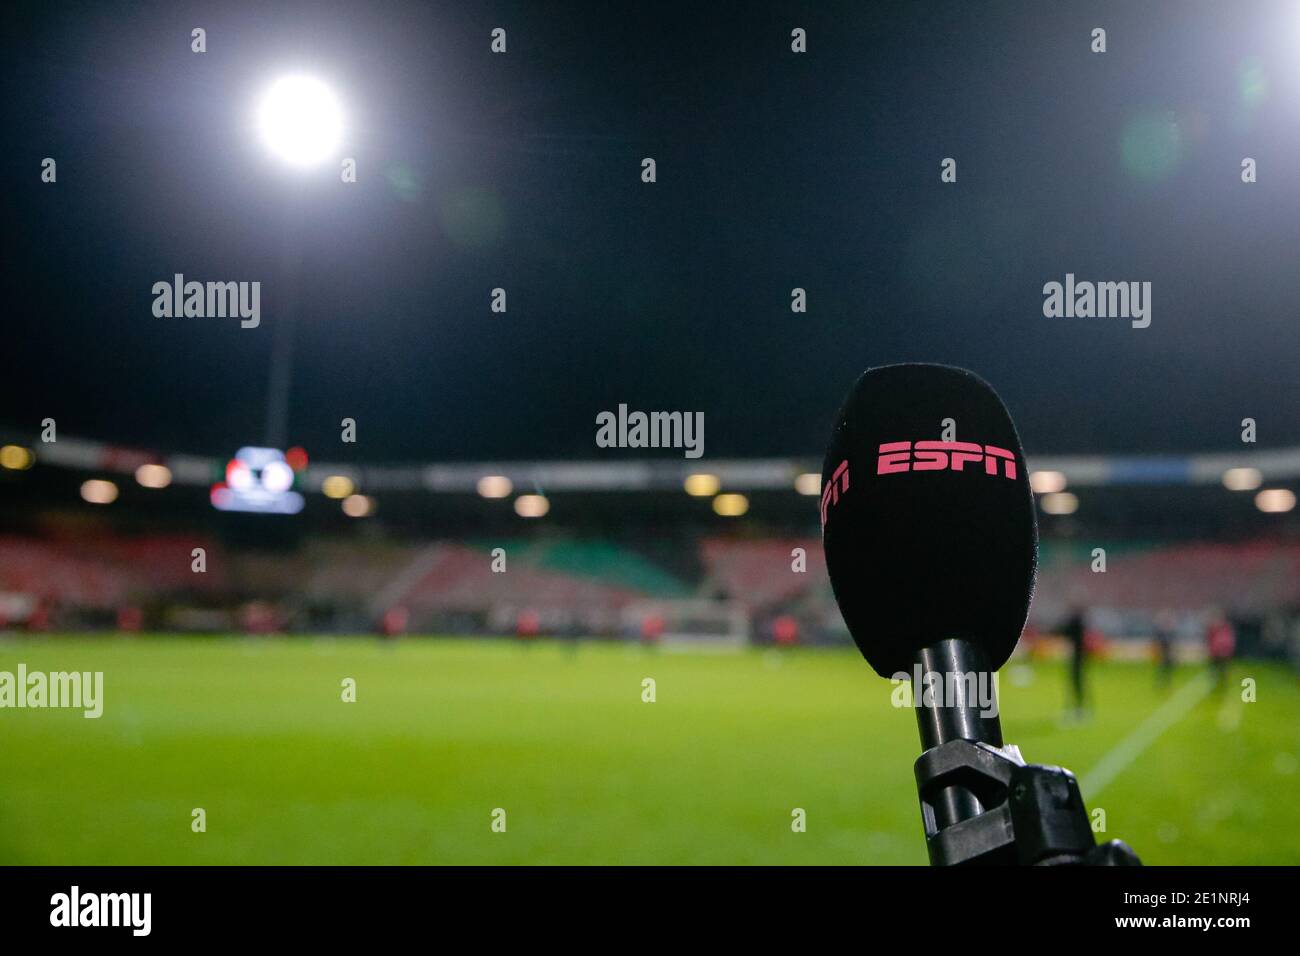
1255,488,1296,513
135,463,173,489
257,75,344,167
477,475,513,498
1222,467,1262,491
341,494,374,518
514,494,549,518
0,445,34,470
80,479,118,505
321,475,355,499
683,474,720,497
253,76,346,453
1040,491,1079,515
1029,470,1067,494
794,472,821,496
712,493,748,516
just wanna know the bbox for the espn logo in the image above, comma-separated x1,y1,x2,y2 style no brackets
876,441,1017,479
819,460,849,528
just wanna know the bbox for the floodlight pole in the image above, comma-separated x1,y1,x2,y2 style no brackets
265,190,305,450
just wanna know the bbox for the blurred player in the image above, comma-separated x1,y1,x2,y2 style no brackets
772,614,800,648
516,608,540,648
1205,608,1236,689
380,606,408,642
1061,605,1088,719
1153,609,1177,689
639,613,664,650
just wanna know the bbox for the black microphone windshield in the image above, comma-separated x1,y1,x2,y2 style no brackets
820,364,1038,677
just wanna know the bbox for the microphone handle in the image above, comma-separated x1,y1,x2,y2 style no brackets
913,638,1004,829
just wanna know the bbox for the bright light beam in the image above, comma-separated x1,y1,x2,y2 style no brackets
257,75,343,167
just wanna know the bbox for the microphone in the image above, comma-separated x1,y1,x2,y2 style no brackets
820,363,1138,865
820,363,1037,685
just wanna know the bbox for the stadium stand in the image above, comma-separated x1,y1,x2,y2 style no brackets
699,537,825,608
1,527,1298,664
0,534,224,610
1033,541,1300,619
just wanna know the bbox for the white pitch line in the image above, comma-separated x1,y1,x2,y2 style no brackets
1079,673,1215,799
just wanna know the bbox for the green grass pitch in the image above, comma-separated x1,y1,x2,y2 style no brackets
0,636,1296,864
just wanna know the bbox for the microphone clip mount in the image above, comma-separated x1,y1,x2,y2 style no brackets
914,738,1141,866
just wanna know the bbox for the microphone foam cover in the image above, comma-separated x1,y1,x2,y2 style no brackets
820,364,1038,677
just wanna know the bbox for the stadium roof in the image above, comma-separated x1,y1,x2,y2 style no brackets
8,432,1300,493
5,2,1300,463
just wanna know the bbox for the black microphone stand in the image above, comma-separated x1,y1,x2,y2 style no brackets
912,638,1141,866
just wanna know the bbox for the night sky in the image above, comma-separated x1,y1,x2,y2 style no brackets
5,0,1299,465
